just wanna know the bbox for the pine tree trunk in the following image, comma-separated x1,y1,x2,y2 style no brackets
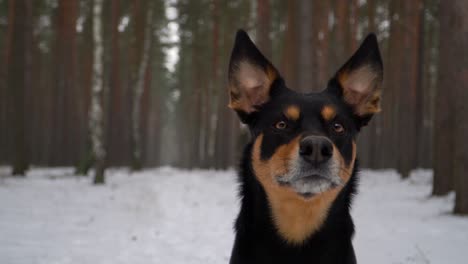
415,6,426,167
313,1,330,88
131,5,153,170
76,5,95,176
297,0,314,92
281,0,298,90
0,0,16,165
452,0,468,215
397,0,422,178
380,0,401,169
257,0,271,58
107,0,123,165
8,0,31,176
334,0,350,64
53,0,78,165
454,67,468,214
432,1,455,195
90,0,106,184
348,0,359,51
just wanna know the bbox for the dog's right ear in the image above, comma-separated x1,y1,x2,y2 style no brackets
326,34,383,126
228,30,279,122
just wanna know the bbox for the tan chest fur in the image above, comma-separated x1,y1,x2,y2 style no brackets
251,134,356,244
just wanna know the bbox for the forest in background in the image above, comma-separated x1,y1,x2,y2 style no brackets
0,0,467,213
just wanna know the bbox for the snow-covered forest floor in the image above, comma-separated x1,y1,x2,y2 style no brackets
0,167,467,264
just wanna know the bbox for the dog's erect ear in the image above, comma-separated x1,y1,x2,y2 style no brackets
327,34,383,122
228,30,279,117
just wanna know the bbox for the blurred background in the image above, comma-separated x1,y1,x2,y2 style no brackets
0,0,467,214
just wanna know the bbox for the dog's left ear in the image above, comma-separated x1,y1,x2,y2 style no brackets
327,34,383,125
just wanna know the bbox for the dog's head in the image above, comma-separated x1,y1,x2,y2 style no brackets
228,30,382,243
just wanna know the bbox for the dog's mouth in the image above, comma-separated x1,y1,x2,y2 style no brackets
276,172,342,198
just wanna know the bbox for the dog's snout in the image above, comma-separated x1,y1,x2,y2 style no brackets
299,136,333,165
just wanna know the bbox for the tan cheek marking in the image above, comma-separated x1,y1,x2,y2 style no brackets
266,64,278,82
251,135,346,244
285,105,300,121
333,141,357,183
252,134,301,185
321,105,336,121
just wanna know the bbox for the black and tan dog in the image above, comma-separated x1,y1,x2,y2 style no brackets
227,30,383,264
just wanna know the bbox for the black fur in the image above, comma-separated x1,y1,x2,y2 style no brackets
228,30,382,264
230,143,359,264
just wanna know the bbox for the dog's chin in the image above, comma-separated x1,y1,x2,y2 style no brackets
277,173,342,199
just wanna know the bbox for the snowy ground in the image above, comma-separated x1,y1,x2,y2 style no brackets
0,167,467,264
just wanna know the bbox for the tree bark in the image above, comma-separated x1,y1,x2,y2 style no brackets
107,0,123,165
313,1,330,88
380,0,400,169
334,0,350,65
281,0,299,90
131,4,153,170
257,0,271,58
1,0,16,165
452,0,468,215
7,0,32,175
432,0,455,195
75,3,95,175
348,0,359,51
397,0,423,178
90,0,106,184
297,0,314,92
53,0,78,165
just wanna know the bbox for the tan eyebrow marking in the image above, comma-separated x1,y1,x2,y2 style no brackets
321,105,336,121
285,105,300,121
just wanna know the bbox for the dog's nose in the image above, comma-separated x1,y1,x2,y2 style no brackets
299,136,333,165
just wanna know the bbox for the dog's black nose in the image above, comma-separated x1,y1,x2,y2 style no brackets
299,136,333,165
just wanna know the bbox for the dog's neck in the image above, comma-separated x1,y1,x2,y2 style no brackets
230,143,358,263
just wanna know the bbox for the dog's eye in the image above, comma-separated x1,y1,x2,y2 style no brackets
332,122,345,134
275,121,288,130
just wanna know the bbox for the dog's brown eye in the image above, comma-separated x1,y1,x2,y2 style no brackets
275,121,287,130
333,122,345,133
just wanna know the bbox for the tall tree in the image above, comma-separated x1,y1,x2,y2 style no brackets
257,0,271,58
281,0,316,92
6,0,32,175
107,0,123,165
53,0,78,165
90,0,106,184
451,0,468,215
297,0,314,91
281,0,299,90
432,0,455,195
378,0,424,175
348,0,359,51
0,0,9,164
418,0,439,169
396,0,423,178
333,0,350,67
144,0,167,167
131,2,154,170
75,0,95,175
313,1,330,88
